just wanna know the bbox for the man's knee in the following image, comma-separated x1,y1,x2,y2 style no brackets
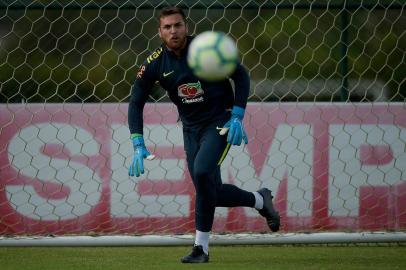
194,166,219,195
194,166,211,182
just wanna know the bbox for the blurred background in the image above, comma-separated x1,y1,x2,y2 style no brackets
0,0,405,103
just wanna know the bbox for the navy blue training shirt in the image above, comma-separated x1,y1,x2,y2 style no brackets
128,36,250,135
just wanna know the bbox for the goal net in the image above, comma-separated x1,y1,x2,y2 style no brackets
0,1,405,244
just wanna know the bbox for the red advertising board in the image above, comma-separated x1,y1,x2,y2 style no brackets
0,103,405,235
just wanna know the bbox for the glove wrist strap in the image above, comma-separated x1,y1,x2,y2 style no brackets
231,106,245,120
130,133,143,139
131,135,145,147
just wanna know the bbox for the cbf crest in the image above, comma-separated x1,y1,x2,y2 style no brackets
178,81,204,104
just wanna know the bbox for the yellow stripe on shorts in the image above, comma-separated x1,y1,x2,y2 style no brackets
217,143,231,165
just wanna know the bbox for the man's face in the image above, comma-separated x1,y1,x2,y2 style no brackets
158,14,188,51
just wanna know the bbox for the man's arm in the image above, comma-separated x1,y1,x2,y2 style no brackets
219,63,250,146
230,63,250,109
128,64,156,135
128,63,156,177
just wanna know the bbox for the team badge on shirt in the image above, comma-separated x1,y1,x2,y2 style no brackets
178,81,204,104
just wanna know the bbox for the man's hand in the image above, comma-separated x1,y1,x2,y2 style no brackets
129,136,155,177
219,106,248,146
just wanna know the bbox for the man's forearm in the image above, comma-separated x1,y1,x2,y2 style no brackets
232,64,250,109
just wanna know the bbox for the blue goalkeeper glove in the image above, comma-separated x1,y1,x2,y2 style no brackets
220,106,248,146
128,135,155,177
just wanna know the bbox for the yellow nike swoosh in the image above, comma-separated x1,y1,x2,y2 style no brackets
163,71,174,77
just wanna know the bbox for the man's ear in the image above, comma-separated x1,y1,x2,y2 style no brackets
158,27,162,38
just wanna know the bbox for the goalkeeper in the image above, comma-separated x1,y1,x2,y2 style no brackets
128,6,280,263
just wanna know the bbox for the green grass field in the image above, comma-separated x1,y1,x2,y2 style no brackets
1,245,405,270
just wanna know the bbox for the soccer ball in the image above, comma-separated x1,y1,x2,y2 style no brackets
187,31,238,81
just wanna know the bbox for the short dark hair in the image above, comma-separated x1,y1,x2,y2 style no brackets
158,6,187,24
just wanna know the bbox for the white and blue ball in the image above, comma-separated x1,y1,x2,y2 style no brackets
187,31,238,81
